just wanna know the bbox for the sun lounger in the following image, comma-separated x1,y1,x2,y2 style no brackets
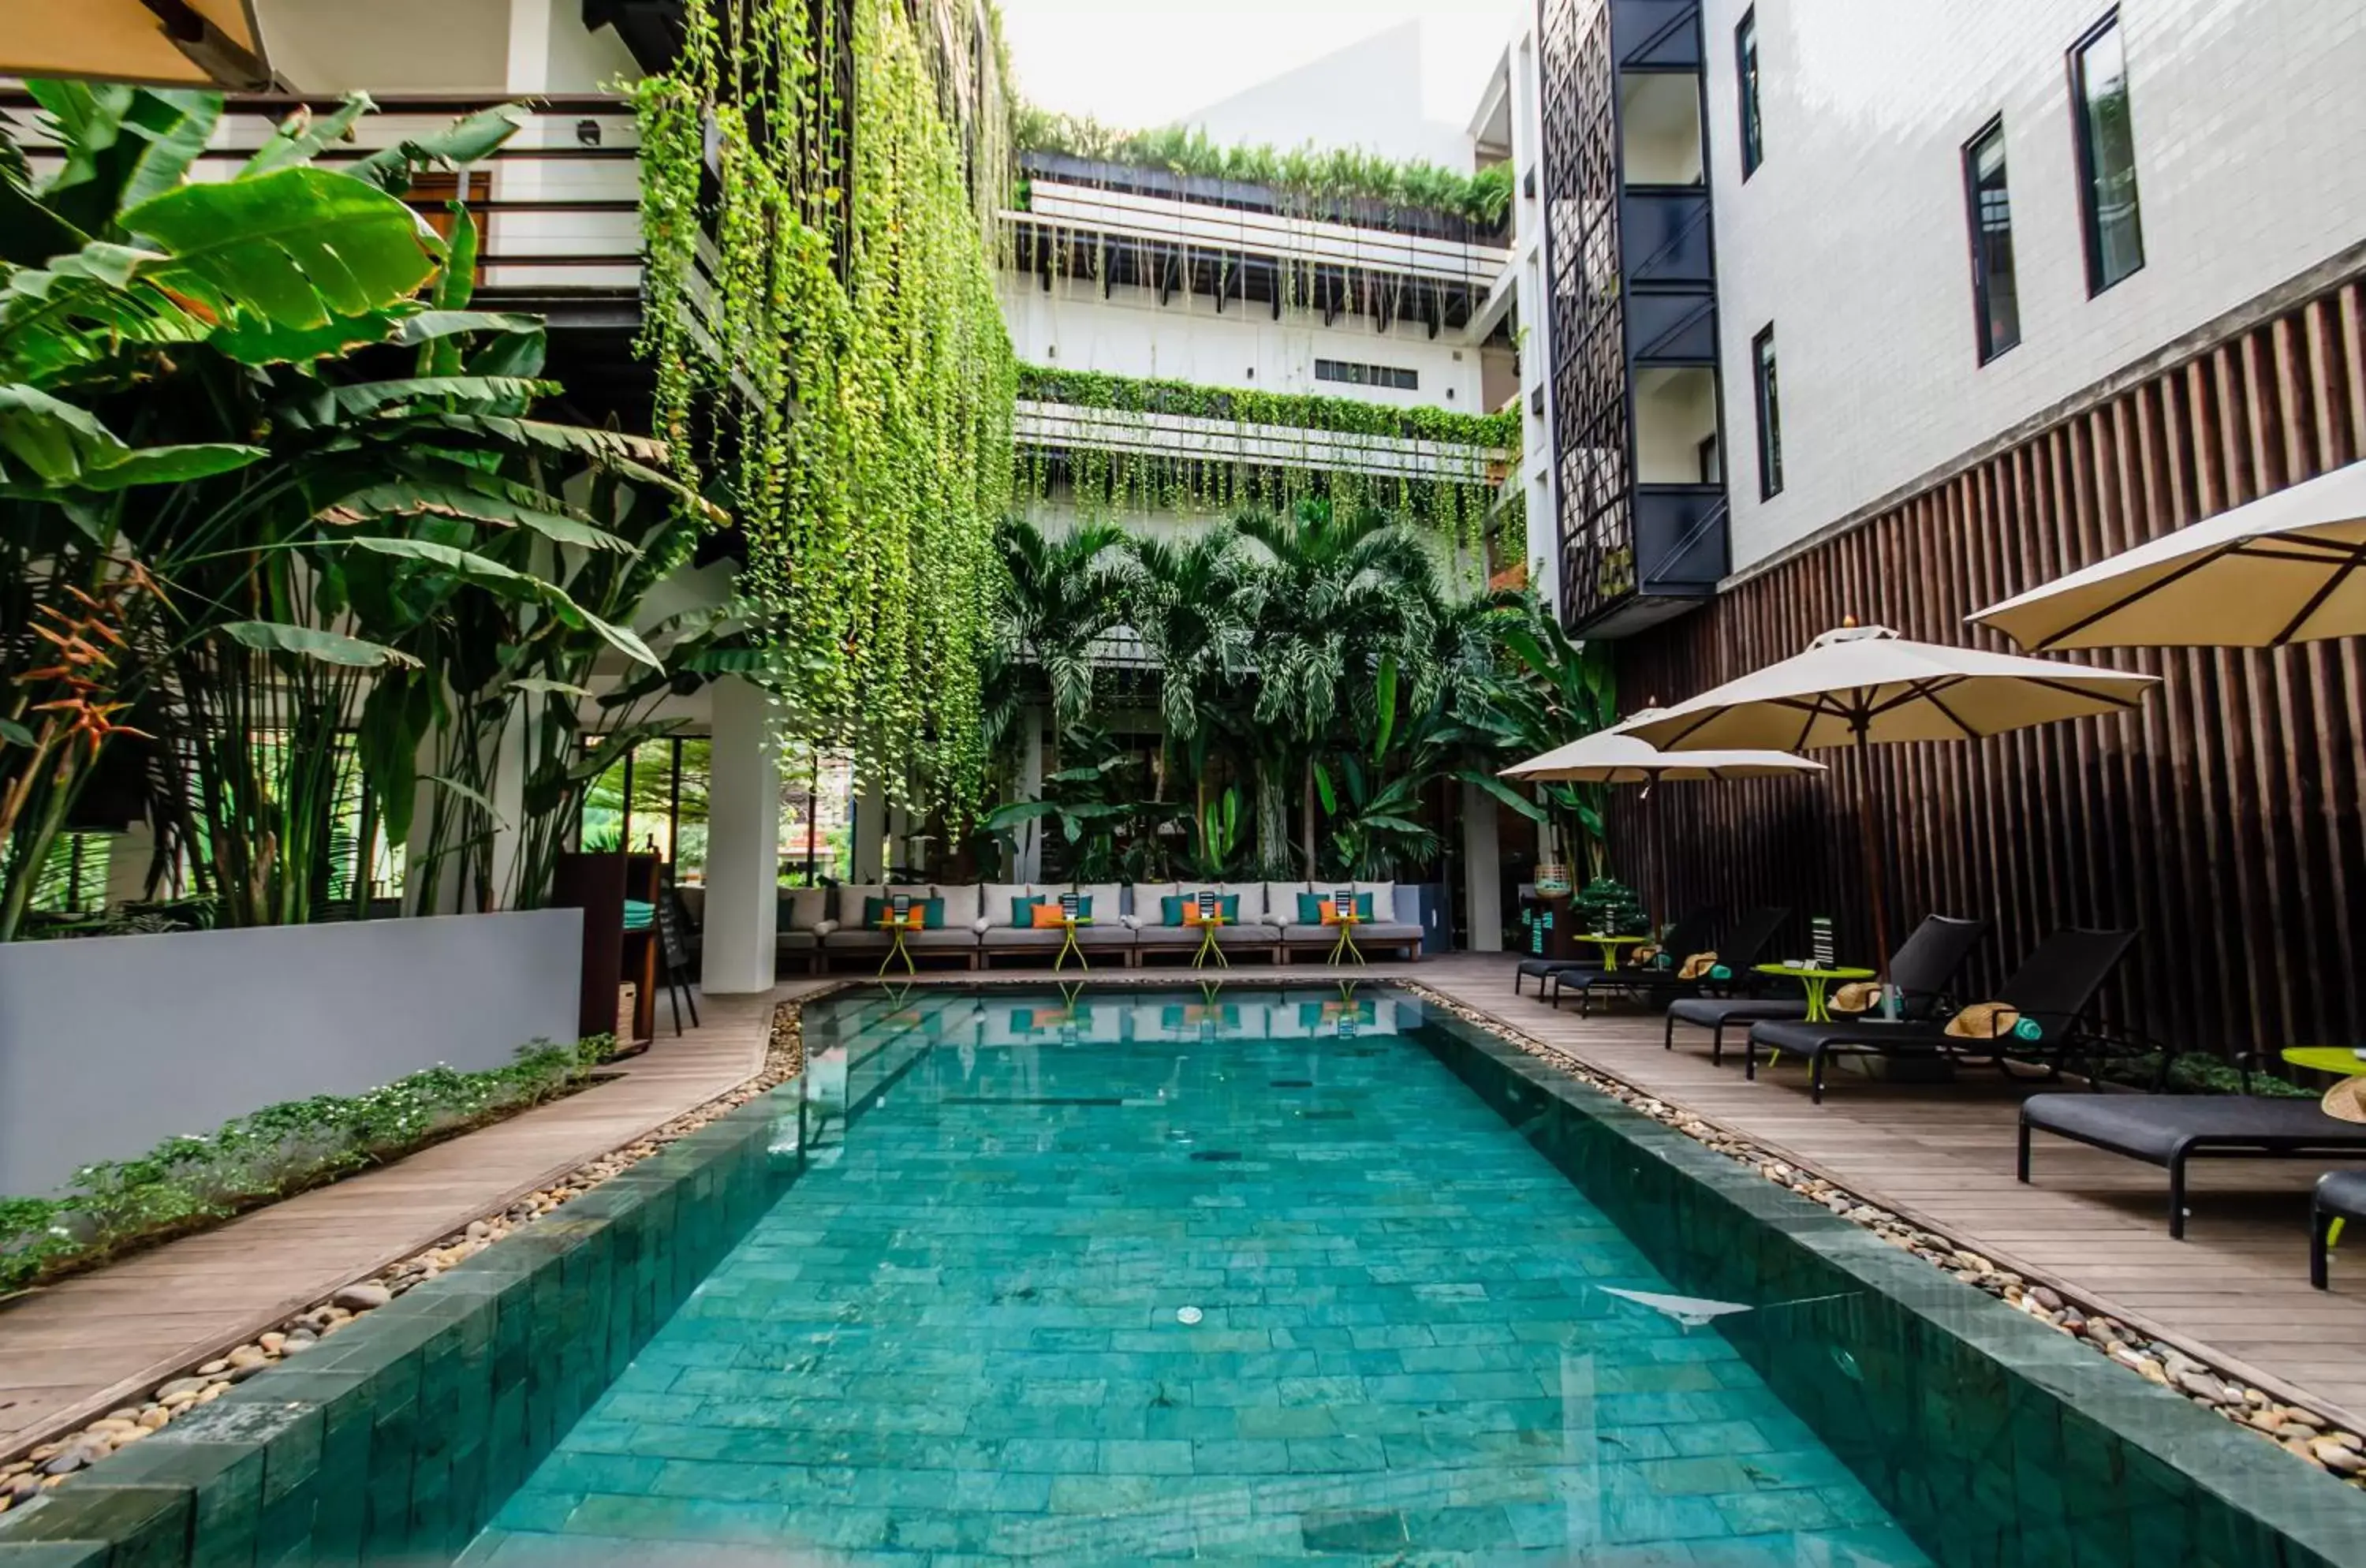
1666,913,1987,1066
2020,1088,2366,1238
1747,927,2135,1103
1560,905,1788,1017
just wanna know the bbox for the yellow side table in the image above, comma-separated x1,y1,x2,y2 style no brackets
1052,916,1089,973
1576,933,1649,970
1327,912,1366,967
1190,913,1230,969
2282,1047,2366,1252
876,912,924,976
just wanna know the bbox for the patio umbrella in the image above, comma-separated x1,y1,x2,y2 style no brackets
1970,460,2366,651
1501,722,1825,928
3,0,271,89
1619,624,2158,983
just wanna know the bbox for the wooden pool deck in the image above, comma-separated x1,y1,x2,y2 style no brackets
2,952,2360,1465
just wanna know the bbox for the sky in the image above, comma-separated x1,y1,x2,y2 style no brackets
996,0,1526,134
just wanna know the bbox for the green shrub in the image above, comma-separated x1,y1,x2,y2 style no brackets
0,1037,611,1294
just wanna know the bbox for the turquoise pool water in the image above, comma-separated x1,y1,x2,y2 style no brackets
464,987,1928,1564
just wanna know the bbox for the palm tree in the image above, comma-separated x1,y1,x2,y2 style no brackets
1236,499,1444,875
991,517,1135,732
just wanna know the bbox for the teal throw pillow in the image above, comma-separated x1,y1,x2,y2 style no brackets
1010,894,1043,928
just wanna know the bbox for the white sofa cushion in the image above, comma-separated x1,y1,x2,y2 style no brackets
1354,881,1398,923
1131,883,1180,929
782,887,827,931
931,883,982,928
1216,883,1264,924
1077,883,1123,926
980,883,1028,928
831,883,884,925
1264,882,1314,928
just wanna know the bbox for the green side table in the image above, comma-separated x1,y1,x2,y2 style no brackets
1752,963,1879,1024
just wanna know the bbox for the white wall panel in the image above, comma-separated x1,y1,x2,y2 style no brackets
1702,0,2366,573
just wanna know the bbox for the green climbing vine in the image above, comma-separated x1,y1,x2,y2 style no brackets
1013,107,1513,230
633,0,1015,815
1016,365,1517,551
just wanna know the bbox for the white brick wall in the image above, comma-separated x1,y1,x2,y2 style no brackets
1702,0,2366,573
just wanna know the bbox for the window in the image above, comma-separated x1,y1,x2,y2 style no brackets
2070,13,2144,293
1315,357,1418,391
1736,9,1763,177
1963,119,2021,362
1752,324,1782,498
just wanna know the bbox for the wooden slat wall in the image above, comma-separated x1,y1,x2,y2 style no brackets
1617,276,2366,1058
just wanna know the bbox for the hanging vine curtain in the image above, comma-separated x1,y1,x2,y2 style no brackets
635,0,1017,815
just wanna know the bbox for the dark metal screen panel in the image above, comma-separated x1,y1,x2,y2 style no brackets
1539,0,1634,633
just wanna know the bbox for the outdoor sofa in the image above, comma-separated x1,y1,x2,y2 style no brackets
2019,1070,2366,1239
771,880,1425,972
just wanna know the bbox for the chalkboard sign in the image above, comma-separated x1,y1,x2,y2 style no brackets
655,883,693,972
890,892,912,925
1196,889,1216,920
1059,891,1080,921
1811,917,1835,968
1333,887,1356,920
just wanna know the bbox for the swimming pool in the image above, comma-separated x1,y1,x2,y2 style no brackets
463,987,1928,1563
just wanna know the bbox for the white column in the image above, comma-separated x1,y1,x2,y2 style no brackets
103,823,154,909
503,0,553,91
853,775,887,883
1461,780,1504,952
700,678,781,995
1017,707,1046,881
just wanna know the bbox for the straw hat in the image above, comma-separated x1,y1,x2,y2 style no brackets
2324,1077,2366,1125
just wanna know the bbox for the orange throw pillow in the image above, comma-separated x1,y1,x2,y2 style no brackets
1029,903,1070,928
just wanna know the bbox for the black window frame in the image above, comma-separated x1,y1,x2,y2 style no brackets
1736,8,1763,179
2069,9,2144,296
1961,116,2021,364
1751,323,1782,500
1315,357,1418,391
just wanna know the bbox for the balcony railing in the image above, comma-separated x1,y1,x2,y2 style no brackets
3,91,655,319
1015,400,1510,487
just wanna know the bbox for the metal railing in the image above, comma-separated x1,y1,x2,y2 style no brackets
4,90,655,308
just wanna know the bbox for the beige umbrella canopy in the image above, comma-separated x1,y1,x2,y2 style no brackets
1971,460,2366,651
1502,726,1827,784
1621,625,2158,980
3,0,271,89
1502,719,1823,928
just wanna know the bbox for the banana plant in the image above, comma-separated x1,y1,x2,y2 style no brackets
1189,785,1242,880
0,84,728,933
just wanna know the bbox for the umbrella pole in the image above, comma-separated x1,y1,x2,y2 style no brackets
1853,726,1894,995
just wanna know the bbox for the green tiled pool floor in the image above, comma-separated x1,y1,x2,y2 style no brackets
465,990,1929,1563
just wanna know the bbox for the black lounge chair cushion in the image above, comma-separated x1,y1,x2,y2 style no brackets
1750,1017,1948,1055
1517,957,1600,977
1667,997,1804,1029
2021,1093,2366,1167
2322,1170,2366,1223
